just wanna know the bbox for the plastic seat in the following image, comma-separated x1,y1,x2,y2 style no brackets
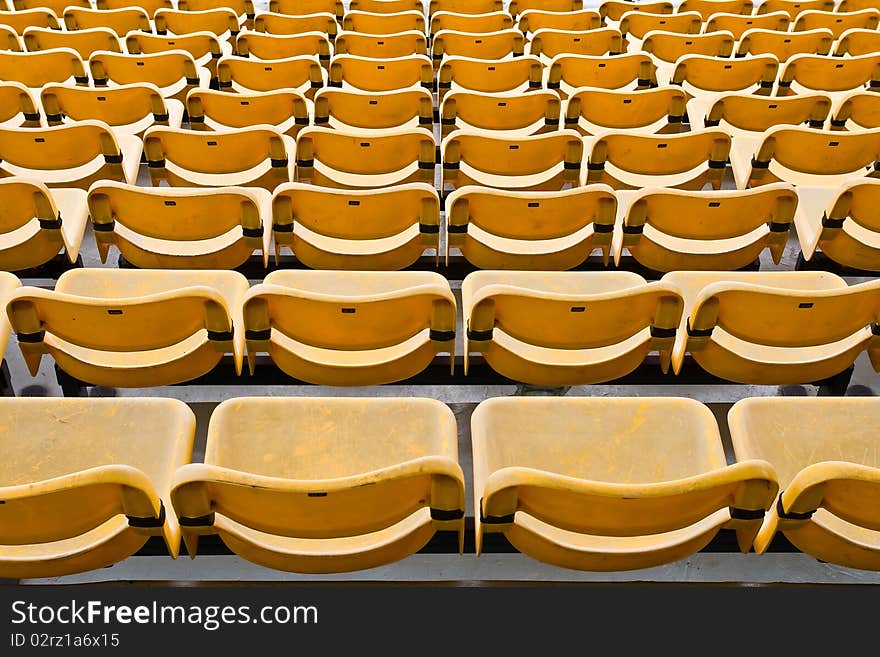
516,9,600,38
349,0,423,13
87,181,271,269
97,0,172,15
642,30,735,64
255,11,339,38
23,27,121,59
218,54,326,97
271,182,440,269
0,179,87,272
432,29,525,66
564,86,688,136
777,53,880,99
440,90,561,137
7,268,250,386
678,0,754,20
616,183,797,272
600,0,673,22
0,397,195,579
0,26,19,50
343,10,426,34
620,10,701,50
755,0,835,19
446,185,617,269
839,0,880,9
431,11,514,37
329,54,434,92
0,9,60,34
126,30,233,81
729,397,880,570
63,8,151,37
0,271,19,354
313,87,433,131
833,27,880,56
171,397,464,573
830,90,880,130
794,8,880,37
155,8,243,41
294,126,435,189
437,55,543,101
688,92,831,139
462,270,684,384
529,27,624,65
671,54,779,97
735,27,833,60
89,51,211,106
144,125,296,189
11,0,89,16
242,270,456,385
0,81,42,128
234,31,332,63
0,121,142,188
510,0,584,17
441,130,583,193
793,178,880,272
729,125,880,188
662,270,880,383
181,0,255,26
546,53,658,99
702,10,790,38
472,396,778,571
429,0,504,15
187,88,309,137
585,129,731,190
0,49,89,93
335,30,428,58
270,0,344,20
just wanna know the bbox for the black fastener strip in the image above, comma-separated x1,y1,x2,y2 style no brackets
104,154,123,164
419,223,440,234
39,214,63,230
586,162,604,171
188,115,205,123
431,508,464,521
272,223,294,233
270,157,289,167
564,161,579,170
207,329,234,341
418,161,435,169
23,112,41,121
467,328,493,341
686,319,713,338
622,224,643,234
650,326,676,339
830,119,846,128
74,76,90,84
242,226,263,237
17,331,45,343
245,328,271,340
295,158,314,167
153,112,169,122
127,502,166,528
707,159,726,169
769,221,790,232
185,77,200,85
668,114,683,124
704,118,720,127
92,221,115,232
593,223,613,233
821,213,845,229
179,512,215,527
147,159,166,168
729,507,765,521
750,157,770,169
443,161,459,170
430,329,455,341
447,224,468,234
419,116,433,125
776,496,814,521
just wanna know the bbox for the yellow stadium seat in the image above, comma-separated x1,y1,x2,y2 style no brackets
688,92,831,139
777,53,880,98
155,8,243,41
755,0,835,18
663,270,880,382
0,179,87,272
313,87,433,131
242,270,456,384
218,54,326,96
270,0,344,20
796,8,880,36
41,83,184,139
473,396,778,570
736,27,833,60
63,7,152,37
616,183,797,272
829,90,880,129
702,10,790,38
642,29,735,64
679,0,754,20
0,121,142,188
833,27,880,56
432,29,525,65
529,27,624,64
839,0,880,9
585,129,731,190
0,49,89,92
546,53,658,99
462,270,684,384
440,90,561,137
187,88,309,137
620,10,701,49
144,125,296,189
431,11,513,37
329,54,434,92
793,178,880,271
0,8,60,34
271,182,440,269
600,0,673,22
445,185,617,269
97,0,173,16
730,125,880,188
171,397,464,573
343,10,425,34
517,9,601,37
294,126,435,188
350,0,422,13
7,267,249,385
0,81,41,128
180,0,255,26
0,26,23,52
510,0,584,16
671,54,779,97
87,181,271,269
125,30,233,81
335,30,428,58
729,397,880,569
564,86,688,135
441,130,583,192
11,0,89,16
89,50,210,106
429,0,504,15
0,271,19,355
234,31,332,63
437,55,543,101
255,11,339,37
0,397,195,579
23,26,121,59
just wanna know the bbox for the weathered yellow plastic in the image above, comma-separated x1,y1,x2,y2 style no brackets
256,11,339,38
336,29,427,58
730,126,880,189
329,54,433,92
0,8,60,34
620,10,702,40
0,120,142,188
171,397,464,573
441,129,583,192
794,179,880,271
432,28,525,65
437,55,543,100
187,88,309,137
600,0,673,22
671,54,779,97
833,27,880,56
313,87,433,132
446,185,617,269
546,53,658,99
13,0,89,16
89,50,210,105
0,179,87,271
271,182,439,269
756,0,834,18
350,0,422,13
0,397,195,579
344,9,426,34
777,52,880,96
585,129,731,190
242,270,456,385
662,270,880,383
840,0,880,10
472,396,778,570
87,181,272,269
830,90,880,129
183,0,254,25
471,397,778,571
530,27,624,64
440,90,561,137
143,125,296,189
63,7,152,37
0,26,23,52
642,30,735,63
234,31,332,63
510,0,583,17
729,397,880,570
616,183,798,272
155,8,242,40
702,10,790,38
736,27,832,60
270,0,344,20
41,83,184,138
0,49,88,91
0,271,19,356
692,92,831,139
0,81,41,128
679,0,754,20
7,268,250,386
98,0,172,14
431,10,513,36
795,7,880,36
126,30,231,80
566,87,687,136
218,54,326,96
462,270,684,385
430,0,504,15
295,126,435,188
517,8,598,35
23,26,121,59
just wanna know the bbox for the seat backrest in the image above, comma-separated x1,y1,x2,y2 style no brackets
40,82,170,127
0,48,88,88
23,26,121,59
0,8,60,34
343,9,425,34
155,7,242,37
565,86,688,133
63,6,151,36
672,53,780,93
329,54,434,91
335,30,428,58
438,54,543,95
704,92,831,133
530,27,624,57
218,54,324,93
642,29,735,62
737,27,833,59
620,10,702,39
703,10,790,38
